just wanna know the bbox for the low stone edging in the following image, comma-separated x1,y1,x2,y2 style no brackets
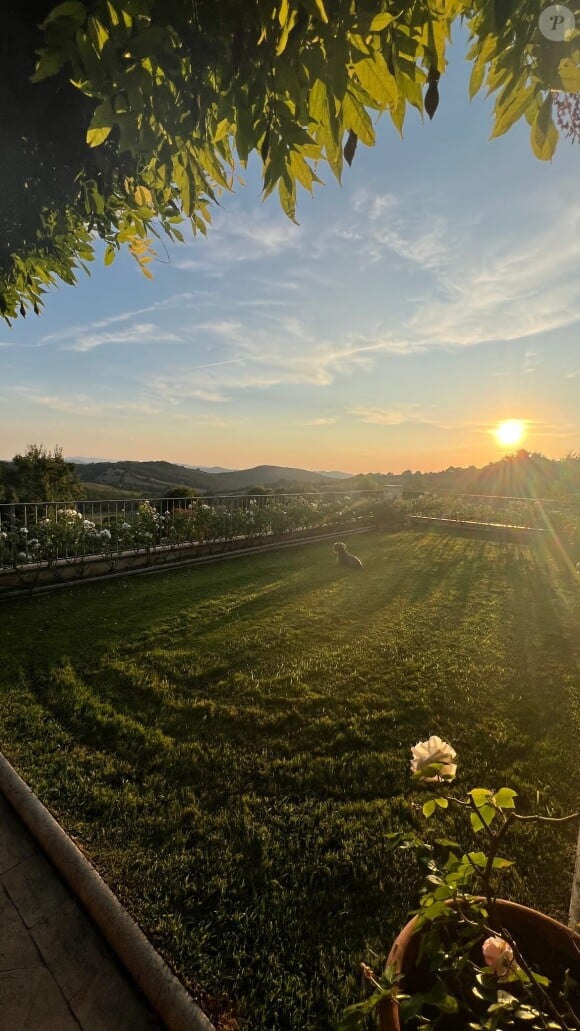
0,752,215,1031
569,824,580,932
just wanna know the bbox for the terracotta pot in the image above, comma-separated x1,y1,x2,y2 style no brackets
378,899,580,1031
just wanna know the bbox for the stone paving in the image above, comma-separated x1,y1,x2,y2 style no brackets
0,792,164,1030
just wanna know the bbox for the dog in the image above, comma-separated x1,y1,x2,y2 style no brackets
333,541,363,570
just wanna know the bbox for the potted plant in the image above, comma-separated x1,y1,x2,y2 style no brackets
340,737,580,1030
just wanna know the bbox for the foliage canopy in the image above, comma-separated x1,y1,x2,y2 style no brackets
1,445,84,503
2,0,579,321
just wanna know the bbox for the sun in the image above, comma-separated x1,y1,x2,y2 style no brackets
494,419,526,447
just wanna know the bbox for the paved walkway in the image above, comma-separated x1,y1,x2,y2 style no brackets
0,792,164,1030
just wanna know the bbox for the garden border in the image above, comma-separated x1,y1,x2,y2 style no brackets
0,751,215,1031
0,526,373,600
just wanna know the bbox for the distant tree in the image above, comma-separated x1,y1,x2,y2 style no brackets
351,473,383,490
2,0,578,321
6,444,85,503
560,453,580,495
161,485,200,501
245,485,272,496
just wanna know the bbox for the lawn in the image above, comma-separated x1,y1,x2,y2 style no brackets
1,530,579,1030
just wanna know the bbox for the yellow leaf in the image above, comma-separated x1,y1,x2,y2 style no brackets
86,125,112,147
369,13,396,32
354,53,398,110
309,78,328,125
531,111,558,161
134,185,153,207
490,85,536,139
276,8,298,55
558,57,580,93
312,0,328,23
289,151,315,191
342,91,375,146
213,118,231,142
278,175,297,222
106,1,119,27
88,16,109,53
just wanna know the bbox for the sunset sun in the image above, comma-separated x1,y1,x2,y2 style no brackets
494,419,526,447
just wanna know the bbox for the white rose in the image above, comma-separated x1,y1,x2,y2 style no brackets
410,736,457,781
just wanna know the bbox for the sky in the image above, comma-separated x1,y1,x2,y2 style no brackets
1,28,579,475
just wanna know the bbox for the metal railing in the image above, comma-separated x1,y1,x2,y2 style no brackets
0,490,389,578
1,487,578,591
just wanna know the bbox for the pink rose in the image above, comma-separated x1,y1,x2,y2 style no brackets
482,936,514,976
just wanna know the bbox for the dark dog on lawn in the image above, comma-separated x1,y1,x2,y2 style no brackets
333,541,363,570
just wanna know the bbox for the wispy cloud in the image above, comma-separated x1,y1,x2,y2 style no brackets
10,388,162,418
350,406,434,427
62,322,183,353
346,191,579,353
524,350,538,374
38,292,212,349
145,307,383,404
304,417,337,426
173,207,302,273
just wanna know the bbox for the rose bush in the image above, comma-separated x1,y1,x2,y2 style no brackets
341,738,580,1031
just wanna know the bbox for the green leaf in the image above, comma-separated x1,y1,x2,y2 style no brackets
31,49,67,83
103,244,116,266
467,851,487,868
479,804,497,828
42,1,86,28
469,789,493,808
492,856,514,869
434,797,448,809
435,838,460,850
494,787,517,809
470,812,485,833
370,13,397,32
86,100,114,147
423,799,437,817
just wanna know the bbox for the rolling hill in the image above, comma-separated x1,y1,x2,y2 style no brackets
72,460,350,496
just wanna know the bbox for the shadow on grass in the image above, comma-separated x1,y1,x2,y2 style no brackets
4,531,580,1031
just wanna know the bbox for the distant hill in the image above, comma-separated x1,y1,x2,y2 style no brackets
72,460,349,496
68,458,234,474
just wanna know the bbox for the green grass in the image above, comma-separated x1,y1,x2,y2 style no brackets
1,531,579,1030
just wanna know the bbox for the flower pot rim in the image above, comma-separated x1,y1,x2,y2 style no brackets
380,898,580,1031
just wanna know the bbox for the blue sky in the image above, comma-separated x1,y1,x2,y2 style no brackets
1,28,579,474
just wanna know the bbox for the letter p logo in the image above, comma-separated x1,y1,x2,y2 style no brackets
539,4,576,40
